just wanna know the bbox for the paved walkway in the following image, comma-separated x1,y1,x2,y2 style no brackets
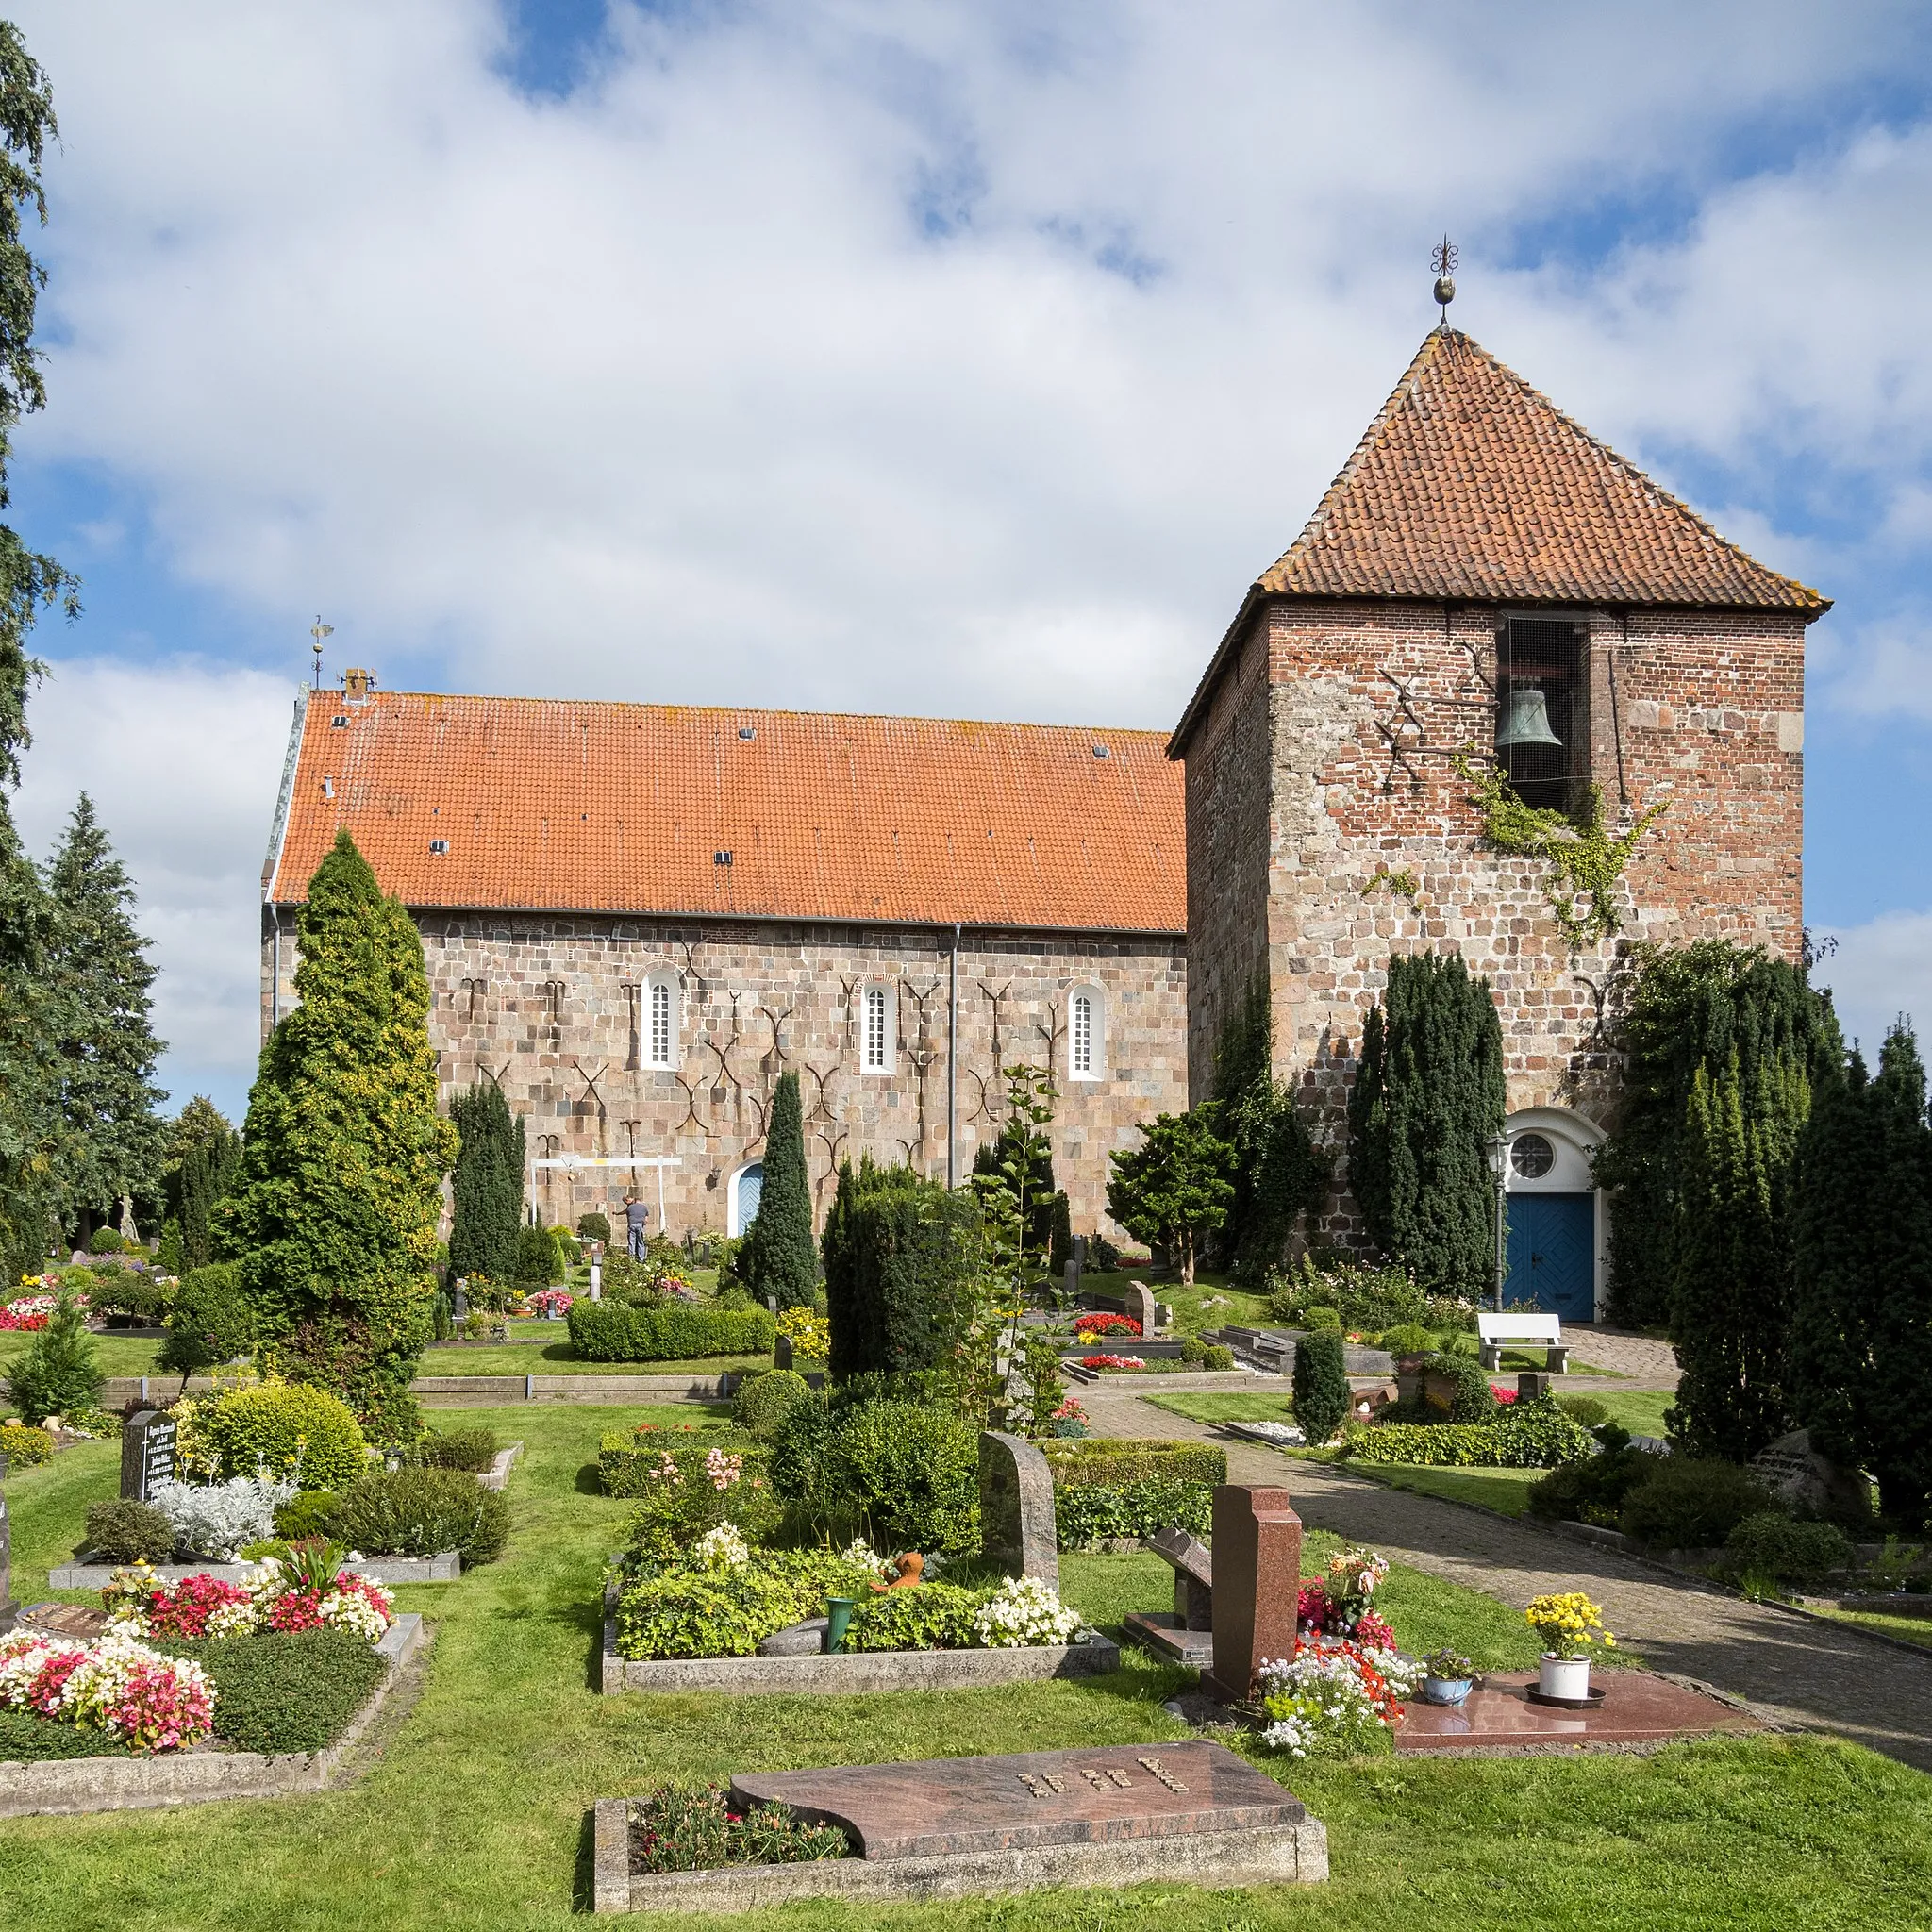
1086,1390,1932,1775
1566,1324,1680,1391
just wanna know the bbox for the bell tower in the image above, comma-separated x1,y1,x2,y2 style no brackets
1170,320,1826,1246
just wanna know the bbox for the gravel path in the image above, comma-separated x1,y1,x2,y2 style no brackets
1086,1389,1932,1774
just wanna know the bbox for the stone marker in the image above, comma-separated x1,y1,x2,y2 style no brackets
1147,1525,1212,1628
1517,1371,1553,1402
757,1617,829,1657
1749,1428,1872,1521
452,1278,469,1321
1061,1257,1080,1302
1203,1484,1302,1707
732,1740,1305,1860
119,1409,177,1502
774,1333,794,1372
1125,1281,1158,1335
0,1490,16,1634
979,1431,1058,1590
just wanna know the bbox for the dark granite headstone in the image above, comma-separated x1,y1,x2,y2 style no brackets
119,1409,177,1502
979,1431,1058,1589
1146,1525,1213,1628
1749,1428,1872,1521
774,1332,794,1371
732,1741,1303,1859
1203,1484,1302,1707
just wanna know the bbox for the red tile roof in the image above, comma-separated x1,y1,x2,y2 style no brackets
1173,327,1827,752
265,691,1186,933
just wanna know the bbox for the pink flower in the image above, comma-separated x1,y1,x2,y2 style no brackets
265,1591,325,1632
1491,1385,1518,1404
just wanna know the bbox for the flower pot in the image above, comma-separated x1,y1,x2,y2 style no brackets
1539,1654,1591,1702
823,1596,857,1654
1421,1675,1473,1706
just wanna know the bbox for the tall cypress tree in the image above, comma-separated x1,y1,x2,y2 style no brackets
42,793,165,1236
741,1070,816,1308
448,1079,524,1286
224,830,458,1441
1346,953,1506,1296
1665,1050,1808,1460
1790,1029,1932,1527
0,27,80,1282
164,1096,240,1271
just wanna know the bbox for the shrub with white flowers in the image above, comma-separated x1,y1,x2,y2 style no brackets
970,1575,1091,1650
692,1524,751,1573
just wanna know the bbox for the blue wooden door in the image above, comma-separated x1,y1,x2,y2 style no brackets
1503,1193,1595,1322
734,1164,763,1236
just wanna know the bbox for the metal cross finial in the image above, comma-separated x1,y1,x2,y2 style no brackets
1431,236,1458,325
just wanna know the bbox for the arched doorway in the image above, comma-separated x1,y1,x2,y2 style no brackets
727,1162,764,1238
1501,1108,1604,1324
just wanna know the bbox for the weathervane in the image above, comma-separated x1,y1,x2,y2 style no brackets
1431,235,1458,325
309,614,333,689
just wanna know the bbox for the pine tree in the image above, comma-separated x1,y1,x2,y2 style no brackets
741,1071,816,1308
1105,1108,1236,1284
448,1079,525,1288
1596,941,1839,1325
1346,953,1506,1296
1666,1049,1809,1460
223,830,458,1441
2,1286,101,1424
0,27,79,1284
1790,1029,1932,1528
42,793,166,1238
1212,973,1330,1279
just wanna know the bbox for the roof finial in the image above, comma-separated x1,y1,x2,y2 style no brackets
1431,235,1458,326
309,614,333,689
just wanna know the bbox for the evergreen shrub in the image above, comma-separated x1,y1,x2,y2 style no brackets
328,1466,510,1564
1269,1256,1426,1334
514,1223,561,1286
567,1301,774,1362
1055,1478,1213,1549
83,1499,175,1562
1342,1401,1593,1469
614,1569,800,1660
1291,1328,1351,1443
3,1291,104,1424
193,1382,367,1490
410,1426,498,1473
842,1581,983,1651
1723,1511,1857,1588
734,1368,811,1441
158,1260,256,1373
740,1072,818,1309
1525,1434,1661,1525
1041,1439,1226,1489
1421,1352,1499,1424
1556,1395,1613,1428
87,1227,125,1255
828,1400,979,1554
273,1491,339,1541
1379,1323,1435,1358
448,1081,524,1288
576,1211,611,1244
1618,1459,1777,1550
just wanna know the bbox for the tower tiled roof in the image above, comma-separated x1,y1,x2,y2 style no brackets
1172,327,1827,753
263,691,1186,933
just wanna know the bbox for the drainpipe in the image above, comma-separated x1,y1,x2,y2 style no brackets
947,924,959,1188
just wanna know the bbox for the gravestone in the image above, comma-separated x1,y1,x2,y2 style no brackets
1126,1281,1158,1335
1517,1371,1554,1402
1061,1257,1081,1302
774,1332,794,1371
119,1408,177,1502
731,1740,1305,1859
1148,1525,1213,1628
0,1489,15,1633
1749,1428,1872,1522
979,1430,1058,1589
1202,1484,1302,1707
452,1278,470,1321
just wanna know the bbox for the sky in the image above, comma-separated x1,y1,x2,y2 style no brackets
7,0,1932,1119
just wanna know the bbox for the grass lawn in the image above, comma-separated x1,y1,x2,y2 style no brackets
1145,1391,1298,1424
1344,1461,1543,1520
1818,1608,1932,1653
1584,1389,1676,1438
3,1404,1929,1928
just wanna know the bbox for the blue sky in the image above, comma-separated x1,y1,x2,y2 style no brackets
8,0,1932,1116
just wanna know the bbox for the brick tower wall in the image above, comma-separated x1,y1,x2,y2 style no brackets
1181,596,1807,1238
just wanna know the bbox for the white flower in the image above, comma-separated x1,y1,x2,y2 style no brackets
692,1524,750,1572
839,1537,881,1567
971,1576,1091,1650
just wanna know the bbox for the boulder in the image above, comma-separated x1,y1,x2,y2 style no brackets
1748,1429,1872,1523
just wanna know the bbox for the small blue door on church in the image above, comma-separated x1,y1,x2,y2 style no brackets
1503,1193,1595,1323
733,1163,763,1237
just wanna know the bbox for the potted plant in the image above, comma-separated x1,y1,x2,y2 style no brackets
1420,1647,1476,1705
1524,1591,1615,1701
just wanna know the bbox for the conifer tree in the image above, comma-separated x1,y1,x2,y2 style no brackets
448,1079,525,1287
741,1071,816,1308
43,793,165,1234
224,830,457,1441
1346,953,1506,1296
1291,1327,1350,1445
162,1096,240,1271
1665,1050,1808,1460
0,26,79,1282
1106,1108,1236,1284
3,1285,101,1423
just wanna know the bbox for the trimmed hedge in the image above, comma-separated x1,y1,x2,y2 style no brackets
599,1424,753,1498
1041,1439,1226,1489
1341,1400,1593,1469
327,1467,510,1564
158,1629,386,1754
1057,1478,1213,1550
567,1301,775,1362
192,1383,368,1490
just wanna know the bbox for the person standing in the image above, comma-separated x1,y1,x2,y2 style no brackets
624,1192,649,1260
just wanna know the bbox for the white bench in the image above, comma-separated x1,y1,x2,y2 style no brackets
1477,1312,1568,1374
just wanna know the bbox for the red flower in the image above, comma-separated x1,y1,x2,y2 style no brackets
265,1591,325,1631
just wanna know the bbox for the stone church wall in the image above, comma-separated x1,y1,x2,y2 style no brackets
1183,597,1807,1241
263,915,1188,1240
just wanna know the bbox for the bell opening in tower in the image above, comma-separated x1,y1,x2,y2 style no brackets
1495,616,1589,815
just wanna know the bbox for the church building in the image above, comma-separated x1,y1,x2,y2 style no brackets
261,322,1825,1315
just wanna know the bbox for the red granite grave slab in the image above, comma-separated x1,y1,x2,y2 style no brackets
1396,1672,1759,1753
731,1741,1303,1859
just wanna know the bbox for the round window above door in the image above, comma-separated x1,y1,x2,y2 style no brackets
1509,1133,1555,1179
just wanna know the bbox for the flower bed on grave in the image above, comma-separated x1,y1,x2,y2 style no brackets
1340,1397,1593,1469
0,1546,398,1763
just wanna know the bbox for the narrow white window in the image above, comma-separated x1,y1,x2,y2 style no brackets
643,972,678,1070
863,985,891,1073
1069,984,1104,1081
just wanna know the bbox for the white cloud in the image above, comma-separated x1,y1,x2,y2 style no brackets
1816,910,1932,1056
9,658,300,1119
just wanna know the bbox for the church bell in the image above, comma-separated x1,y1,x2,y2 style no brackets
1495,686,1562,750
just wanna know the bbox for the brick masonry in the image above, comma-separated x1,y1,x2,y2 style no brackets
263,918,1186,1238
1180,597,1807,1240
